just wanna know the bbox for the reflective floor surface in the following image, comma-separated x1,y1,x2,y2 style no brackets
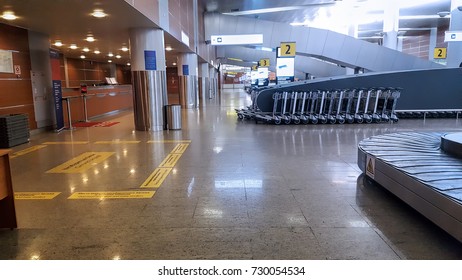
1,88,462,259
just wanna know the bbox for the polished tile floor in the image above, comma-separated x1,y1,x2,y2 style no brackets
1,88,462,260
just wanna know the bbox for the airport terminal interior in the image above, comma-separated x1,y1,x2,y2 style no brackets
1,0,462,259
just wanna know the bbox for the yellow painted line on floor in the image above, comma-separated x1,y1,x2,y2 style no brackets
14,192,61,200
68,191,155,199
94,140,141,144
46,152,114,173
158,153,182,168
147,140,192,143
140,168,172,188
11,145,47,158
42,141,89,145
171,143,189,154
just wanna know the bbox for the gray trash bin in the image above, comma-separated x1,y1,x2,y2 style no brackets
166,104,182,130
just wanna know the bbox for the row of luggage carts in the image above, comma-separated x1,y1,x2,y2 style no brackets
236,87,401,125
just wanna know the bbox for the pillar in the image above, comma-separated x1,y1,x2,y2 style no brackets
199,63,209,105
178,53,198,108
383,0,399,50
209,66,216,99
129,28,167,131
447,0,462,67
428,28,437,61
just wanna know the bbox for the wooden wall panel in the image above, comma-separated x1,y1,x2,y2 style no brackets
0,23,36,129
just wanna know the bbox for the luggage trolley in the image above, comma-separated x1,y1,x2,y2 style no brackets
307,91,319,124
314,90,328,124
386,87,401,123
362,88,379,124
333,89,346,124
295,91,310,124
272,92,292,125
342,89,355,124
288,91,301,124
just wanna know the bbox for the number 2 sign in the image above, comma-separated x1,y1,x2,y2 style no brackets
280,42,296,57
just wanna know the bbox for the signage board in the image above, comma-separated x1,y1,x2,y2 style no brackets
211,34,263,45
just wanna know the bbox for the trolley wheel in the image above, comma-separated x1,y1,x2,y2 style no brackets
391,116,399,123
274,117,282,125
373,114,381,123
237,114,244,120
320,117,328,124
302,118,309,124
338,117,345,124
347,116,354,124
284,118,291,125
365,115,372,124
329,117,336,124
311,117,318,124
355,117,364,124
381,115,390,122
293,118,301,125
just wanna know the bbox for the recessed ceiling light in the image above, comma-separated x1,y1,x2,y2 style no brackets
69,44,78,49
126,62,131,66
94,50,100,54
108,60,112,63
83,47,90,52
1,11,17,20
108,53,114,57
54,41,63,47
80,55,86,59
115,55,121,59
172,62,177,66
121,47,129,52
86,36,95,42
91,9,107,18
165,46,173,51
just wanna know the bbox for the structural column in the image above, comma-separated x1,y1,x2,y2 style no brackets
447,0,462,67
178,53,198,108
199,63,209,105
383,0,399,50
129,28,167,131
209,66,217,99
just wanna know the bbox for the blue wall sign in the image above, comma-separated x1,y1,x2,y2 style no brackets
144,50,157,70
182,65,189,76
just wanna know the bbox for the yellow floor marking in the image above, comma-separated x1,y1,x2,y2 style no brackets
94,140,141,144
47,152,114,173
140,168,172,188
171,143,189,154
147,140,191,143
14,192,61,200
68,191,155,199
158,153,182,168
11,145,47,158
42,141,89,145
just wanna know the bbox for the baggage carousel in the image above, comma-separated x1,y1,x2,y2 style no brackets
358,132,462,243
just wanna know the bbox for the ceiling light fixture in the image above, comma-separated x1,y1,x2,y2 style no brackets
121,47,129,52
69,44,78,49
83,47,90,52
115,55,121,59
126,62,131,66
54,41,63,47
80,55,86,59
86,36,95,42
108,53,114,57
108,60,112,63
1,11,17,20
172,62,177,66
91,9,107,18
165,46,173,51
94,50,100,54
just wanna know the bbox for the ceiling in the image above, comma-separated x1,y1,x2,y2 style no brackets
0,0,454,68
203,0,452,40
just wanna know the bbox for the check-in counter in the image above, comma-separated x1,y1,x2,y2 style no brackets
0,149,17,229
62,85,133,125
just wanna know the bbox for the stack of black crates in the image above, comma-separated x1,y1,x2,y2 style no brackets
0,114,30,148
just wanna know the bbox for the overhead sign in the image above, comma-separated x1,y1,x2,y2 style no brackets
259,58,270,67
433,48,447,59
251,65,258,71
280,42,296,57
276,57,295,77
211,34,263,45
444,31,462,42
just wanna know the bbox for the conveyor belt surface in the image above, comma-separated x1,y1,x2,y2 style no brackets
358,132,462,203
358,132,462,242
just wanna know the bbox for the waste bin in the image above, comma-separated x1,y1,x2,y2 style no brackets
165,104,182,130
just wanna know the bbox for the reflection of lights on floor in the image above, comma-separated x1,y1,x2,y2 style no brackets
213,147,223,154
130,168,136,174
113,255,121,260
30,254,40,260
203,208,223,217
